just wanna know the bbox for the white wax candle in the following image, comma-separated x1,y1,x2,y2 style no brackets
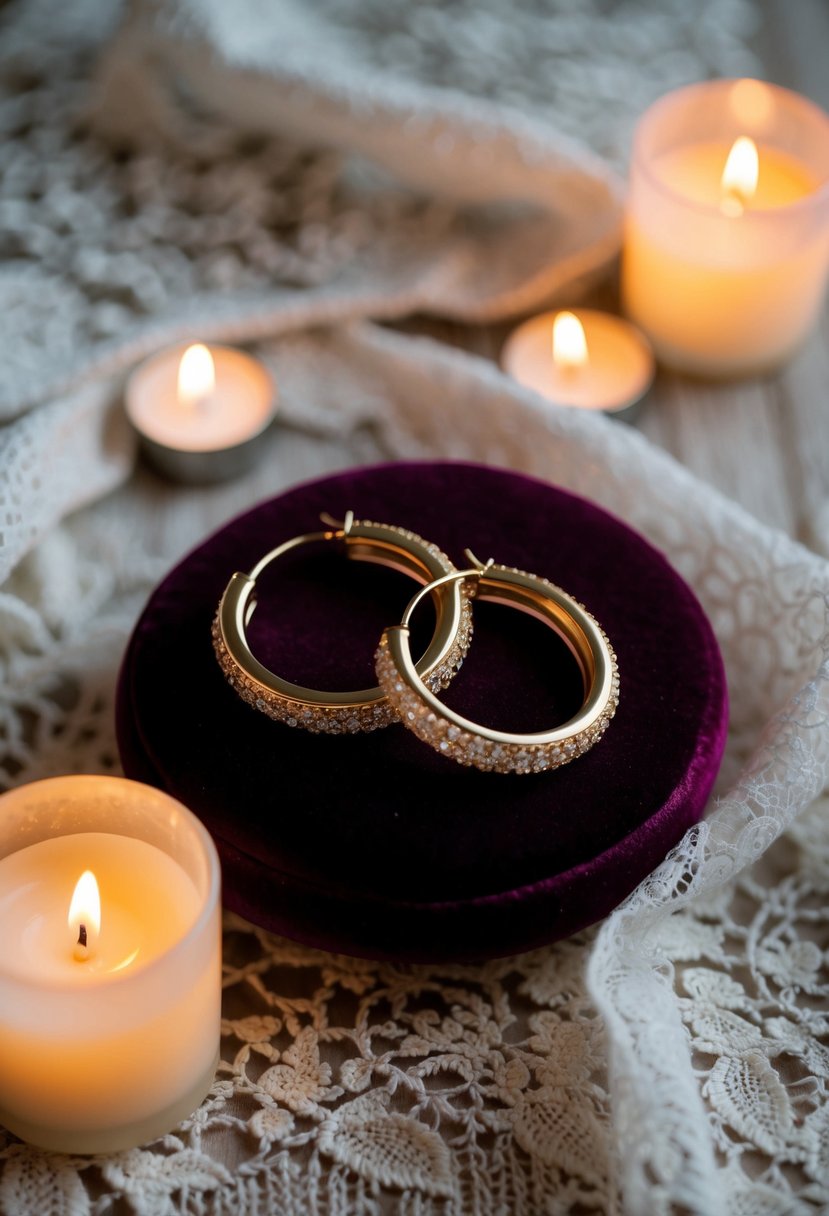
127,343,274,450
622,79,829,377
501,308,654,414
125,343,276,482
0,777,221,1154
0,835,199,981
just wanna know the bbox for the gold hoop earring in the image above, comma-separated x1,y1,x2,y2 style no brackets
375,551,618,773
213,512,472,733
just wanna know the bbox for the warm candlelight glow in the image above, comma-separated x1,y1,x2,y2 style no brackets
177,344,215,408
623,78,829,376
720,136,759,217
0,776,221,1154
68,870,100,961
503,308,654,413
552,311,588,371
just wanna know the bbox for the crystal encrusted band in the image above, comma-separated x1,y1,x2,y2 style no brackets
213,515,472,733
375,557,619,774
213,599,472,733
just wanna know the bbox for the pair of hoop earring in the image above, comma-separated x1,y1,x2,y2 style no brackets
212,513,619,775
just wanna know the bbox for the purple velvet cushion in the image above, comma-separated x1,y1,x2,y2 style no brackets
117,461,728,961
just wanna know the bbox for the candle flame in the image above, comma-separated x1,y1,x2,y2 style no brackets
552,312,588,371
68,870,100,961
720,136,759,217
177,344,215,408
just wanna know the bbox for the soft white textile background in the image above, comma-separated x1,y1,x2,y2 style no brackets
3,3,829,1215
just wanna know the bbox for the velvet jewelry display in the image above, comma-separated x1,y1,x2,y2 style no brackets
117,461,728,961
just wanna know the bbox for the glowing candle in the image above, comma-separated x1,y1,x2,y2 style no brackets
622,79,829,377
125,342,277,482
0,776,221,1154
501,308,654,417
68,869,100,962
719,136,760,218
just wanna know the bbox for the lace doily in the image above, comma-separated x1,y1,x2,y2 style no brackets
4,3,827,1215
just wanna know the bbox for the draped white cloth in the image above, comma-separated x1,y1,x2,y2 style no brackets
4,2,829,1214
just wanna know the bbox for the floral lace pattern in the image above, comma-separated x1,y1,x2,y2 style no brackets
4,2,827,1214
0,915,614,1216
649,794,829,1215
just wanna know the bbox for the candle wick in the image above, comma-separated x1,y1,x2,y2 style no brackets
73,922,91,962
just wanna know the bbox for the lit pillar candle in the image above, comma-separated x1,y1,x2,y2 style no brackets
0,776,221,1154
622,78,829,377
501,308,654,418
125,342,277,483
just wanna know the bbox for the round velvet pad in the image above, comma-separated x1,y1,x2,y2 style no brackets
117,461,728,961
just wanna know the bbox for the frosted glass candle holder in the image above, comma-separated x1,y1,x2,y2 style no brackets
0,776,221,1154
622,78,829,377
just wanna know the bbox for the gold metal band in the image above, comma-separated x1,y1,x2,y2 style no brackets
375,552,619,773
213,513,472,733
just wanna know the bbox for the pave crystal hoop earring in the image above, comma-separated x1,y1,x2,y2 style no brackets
375,552,619,773
213,513,472,734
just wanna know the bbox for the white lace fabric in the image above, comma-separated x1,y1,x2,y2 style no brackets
3,2,829,1215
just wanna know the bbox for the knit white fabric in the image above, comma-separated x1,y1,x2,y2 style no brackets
4,2,829,1215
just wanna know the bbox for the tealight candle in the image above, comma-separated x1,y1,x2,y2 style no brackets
0,775,221,1154
125,342,277,483
622,78,829,377
501,308,654,419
